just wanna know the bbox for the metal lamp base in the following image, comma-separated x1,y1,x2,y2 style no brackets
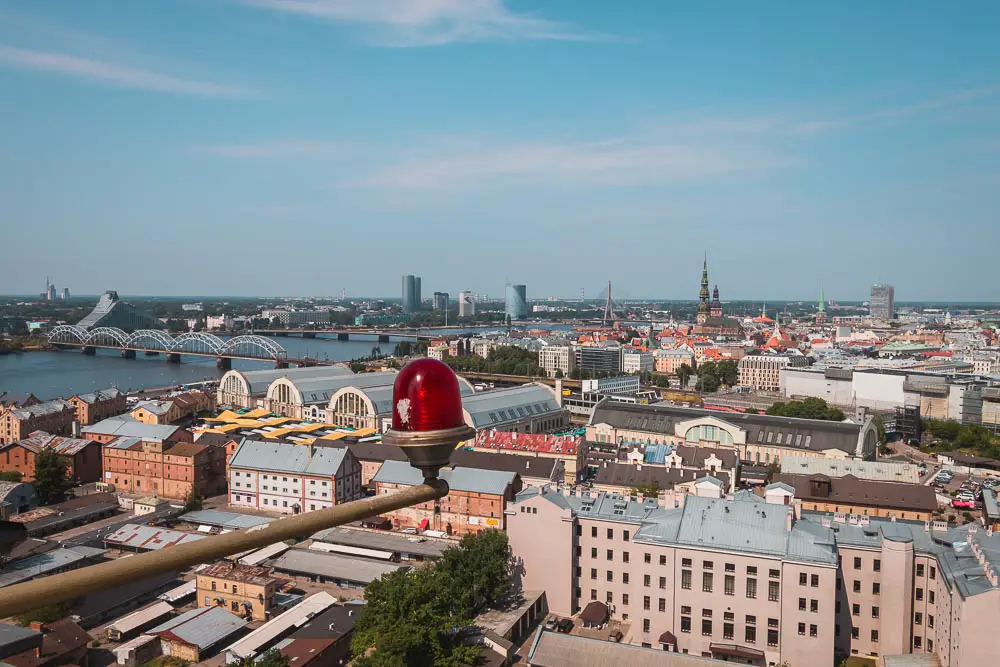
382,424,476,479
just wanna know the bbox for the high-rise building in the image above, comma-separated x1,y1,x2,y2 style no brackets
505,284,527,321
45,277,56,301
401,275,422,313
870,284,895,320
60,287,70,300
458,291,475,318
432,292,449,312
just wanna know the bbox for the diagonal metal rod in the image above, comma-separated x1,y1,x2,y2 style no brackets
0,480,449,619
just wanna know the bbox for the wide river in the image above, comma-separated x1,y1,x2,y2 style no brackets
0,325,576,399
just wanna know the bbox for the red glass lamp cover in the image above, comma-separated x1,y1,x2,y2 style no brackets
391,358,465,432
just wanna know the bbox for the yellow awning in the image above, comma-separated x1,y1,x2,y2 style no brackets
243,408,272,419
206,410,242,423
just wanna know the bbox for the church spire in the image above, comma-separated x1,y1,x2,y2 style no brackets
818,285,826,314
697,253,710,324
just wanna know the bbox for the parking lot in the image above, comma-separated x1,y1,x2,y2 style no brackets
930,469,998,524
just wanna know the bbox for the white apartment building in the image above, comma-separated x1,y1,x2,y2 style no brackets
260,310,329,326
458,291,476,317
228,440,362,514
538,345,576,378
427,344,450,361
622,351,654,374
738,354,809,391
582,376,641,395
206,314,233,330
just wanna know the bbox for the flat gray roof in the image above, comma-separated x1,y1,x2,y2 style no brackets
272,548,407,585
310,526,449,559
229,439,349,476
373,460,516,496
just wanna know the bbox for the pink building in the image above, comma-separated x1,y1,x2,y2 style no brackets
508,482,999,667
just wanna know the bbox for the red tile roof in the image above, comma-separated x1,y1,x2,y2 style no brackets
473,431,581,456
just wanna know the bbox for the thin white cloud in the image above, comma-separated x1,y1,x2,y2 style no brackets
241,0,617,46
0,45,256,98
341,137,790,190
201,140,340,157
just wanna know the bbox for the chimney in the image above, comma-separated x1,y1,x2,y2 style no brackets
29,622,43,632
555,379,564,407
786,510,794,532
71,420,81,438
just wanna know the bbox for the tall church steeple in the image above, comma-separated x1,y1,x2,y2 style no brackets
818,285,826,314
697,253,710,324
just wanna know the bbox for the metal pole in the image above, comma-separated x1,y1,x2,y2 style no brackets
0,480,448,619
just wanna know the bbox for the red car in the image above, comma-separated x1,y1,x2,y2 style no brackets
952,499,976,509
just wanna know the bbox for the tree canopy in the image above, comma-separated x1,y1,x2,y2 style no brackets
0,471,23,483
33,448,66,504
352,530,514,667
443,346,541,377
766,398,845,421
183,487,203,512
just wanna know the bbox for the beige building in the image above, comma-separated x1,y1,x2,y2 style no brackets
0,400,75,445
508,482,999,667
196,561,277,621
738,354,809,391
539,345,576,378
587,401,878,467
654,349,695,375
66,388,127,426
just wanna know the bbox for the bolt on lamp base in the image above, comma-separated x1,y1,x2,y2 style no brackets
383,424,476,479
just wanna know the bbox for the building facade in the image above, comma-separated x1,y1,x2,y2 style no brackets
102,438,225,500
538,345,577,378
196,561,277,621
401,274,421,313
870,284,896,320
432,292,449,312
738,355,809,392
0,431,102,484
458,291,475,317
506,284,528,321
228,440,363,514
66,388,127,426
577,347,623,376
654,349,695,375
623,351,654,374
0,401,76,445
374,461,520,536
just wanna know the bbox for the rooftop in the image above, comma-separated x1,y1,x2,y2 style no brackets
773,473,938,513
780,454,921,484
462,384,562,429
7,400,73,421
272,548,407,585
228,439,350,476
0,619,90,667
594,463,721,491
527,628,739,667
373,460,517,496
104,523,205,551
179,509,273,530
150,605,248,651
82,417,185,441
451,448,558,479
198,561,275,586
473,430,581,455
310,526,449,559
70,388,123,404
0,546,105,588
14,431,95,456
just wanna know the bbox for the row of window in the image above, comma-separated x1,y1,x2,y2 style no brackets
236,471,331,486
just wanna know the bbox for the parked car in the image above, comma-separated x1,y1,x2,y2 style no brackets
608,630,624,642
556,618,573,633
953,499,977,509
545,618,558,632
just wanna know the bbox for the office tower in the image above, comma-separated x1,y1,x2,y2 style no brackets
61,287,70,300
401,275,422,314
458,291,475,317
433,292,449,311
505,284,528,321
870,284,895,320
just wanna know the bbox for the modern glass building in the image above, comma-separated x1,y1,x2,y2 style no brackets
505,284,527,321
76,291,162,331
870,284,895,320
401,275,422,314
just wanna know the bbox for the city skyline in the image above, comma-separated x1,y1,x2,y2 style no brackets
1,2,998,299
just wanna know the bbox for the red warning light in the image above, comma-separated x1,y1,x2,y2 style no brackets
391,358,465,433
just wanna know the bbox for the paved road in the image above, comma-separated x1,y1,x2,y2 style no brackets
57,505,183,548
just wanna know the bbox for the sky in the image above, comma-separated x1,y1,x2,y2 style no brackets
1,1,998,302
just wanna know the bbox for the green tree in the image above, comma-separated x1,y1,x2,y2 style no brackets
630,481,660,497
238,649,289,667
33,448,66,504
766,398,845,422
717,359,739,387
677,364,693,388
17,602,69,627
183,488,203,512
0,471,23,482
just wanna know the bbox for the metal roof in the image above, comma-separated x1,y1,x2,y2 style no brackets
271,371,399,406
15,431,95,456
82,418,183,441
223,591,337,660
71,387,123,404
225,365,355,396
179,509,273,530
9,400,73,420
461,384,561,429
0,546,106,588
0,481,35,506
779,454,920,484
157,580,196,602
373,460,517,496
528,628,733,667
229,439,350,476
239,541,290,566
310,526,449,559
272,548,407,585
104,524,205,551
106,601,174,635
150,605,247,650
983,489,1000,522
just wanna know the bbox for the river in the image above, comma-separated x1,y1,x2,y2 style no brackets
0,324,577,399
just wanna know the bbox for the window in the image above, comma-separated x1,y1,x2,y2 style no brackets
746,615,756,625
702,608,712,618
745,626,756,644
591,548,597,559
874,559,881,572
592,526,597,537
623,593,629,606
928,615,935,629
725,562,735,573
873,582,880,595
644,552,651,564
916,587,924,601
852,604,860,617
799,572,808,586
928,639,934,651
810,599,818,613
591,589,597,600
725,575,735,596
211,581,217,590
702,619,712,636
623,552,630,564
643,618,651,633
853,580,861,593
768,629,779,646
659,598,666,612
854,557,862,569
916,563,925,577
811,573,819,587
747,566,758,576
810,624,818,637
930,566,936,580
799,598,807,611
746,578,757,599
768,581,780,602
660,555,667,566
591,568,597,580
659,576,666,589
643,596,650,610
703,572,713,593
769,568,780,579
606,571,613,582
914,636,922,649
798,622,806,636
703,560,713,570
623,530,630,542
232,601,239,612
607,549,613,561
872,606,879,619
724,623,734,640
607,591,613,604
871,630,879,643
681,616,691,633
681,570,691,590
929,591,935,604
682,558,692,567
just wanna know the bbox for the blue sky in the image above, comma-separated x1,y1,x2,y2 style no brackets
1,1,998,302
